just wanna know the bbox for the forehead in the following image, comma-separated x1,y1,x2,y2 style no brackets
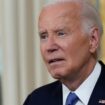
39,2,82,30
39,2,81,19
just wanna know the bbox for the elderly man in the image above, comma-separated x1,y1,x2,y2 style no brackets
24,0,105,105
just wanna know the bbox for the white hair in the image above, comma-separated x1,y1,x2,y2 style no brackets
42,0,103,58
44,0,103,36
81,1,103,36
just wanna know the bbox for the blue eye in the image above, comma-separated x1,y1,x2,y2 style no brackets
58,31,65,36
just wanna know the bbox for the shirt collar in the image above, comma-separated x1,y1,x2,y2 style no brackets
63,62,101,105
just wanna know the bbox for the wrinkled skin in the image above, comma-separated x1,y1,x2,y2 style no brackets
39,2,99,90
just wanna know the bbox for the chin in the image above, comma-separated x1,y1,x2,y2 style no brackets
50,70,65,80
48,65,68,79
51,74,62,80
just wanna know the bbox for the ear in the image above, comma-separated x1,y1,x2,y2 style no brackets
89,27,100,53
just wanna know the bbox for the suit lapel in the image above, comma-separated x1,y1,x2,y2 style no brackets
50,81,63,105
49,61,105,105
88,61,105,105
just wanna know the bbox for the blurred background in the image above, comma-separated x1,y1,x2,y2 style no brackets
0,0,105,105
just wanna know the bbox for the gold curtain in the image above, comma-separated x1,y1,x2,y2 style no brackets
100,0,105,63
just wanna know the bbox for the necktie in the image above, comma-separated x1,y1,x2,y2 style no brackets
66,92,79,105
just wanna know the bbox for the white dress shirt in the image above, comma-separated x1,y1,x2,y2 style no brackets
63,62,101,105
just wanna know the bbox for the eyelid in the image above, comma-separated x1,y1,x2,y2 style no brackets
56,30,66,36
39,32,48,39
57,31,65,34
39,31,47,36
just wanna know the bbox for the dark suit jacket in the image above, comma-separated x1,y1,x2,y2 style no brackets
23,61,105,105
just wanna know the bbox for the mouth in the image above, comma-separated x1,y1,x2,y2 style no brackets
48,58,65,64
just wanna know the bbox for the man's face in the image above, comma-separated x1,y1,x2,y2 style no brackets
39,3,93,81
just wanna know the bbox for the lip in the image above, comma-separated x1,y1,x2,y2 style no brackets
48,58,65,65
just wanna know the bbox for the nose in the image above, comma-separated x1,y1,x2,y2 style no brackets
47,46,58,53
46,36,59,53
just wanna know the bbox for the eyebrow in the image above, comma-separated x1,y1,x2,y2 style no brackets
53,29,65,34
39,29,47,34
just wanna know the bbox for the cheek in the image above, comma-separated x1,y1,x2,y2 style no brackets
62,41,76,58
64,37,90,62
40,45,43,55
40,45,46,60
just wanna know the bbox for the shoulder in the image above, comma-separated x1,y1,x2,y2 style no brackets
88,61,105,105
31,80,61,96
23,81,62,105
99,60,105,67
99,60,105,75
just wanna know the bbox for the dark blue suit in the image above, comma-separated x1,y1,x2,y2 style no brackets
23,61,105,105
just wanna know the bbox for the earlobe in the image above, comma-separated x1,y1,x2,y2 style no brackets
89,27,100,53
